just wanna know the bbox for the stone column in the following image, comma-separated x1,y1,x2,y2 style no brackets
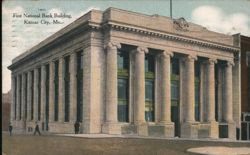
225,60,236,140
41,65,46,122
49,62,55,122
185,55,196,123
134,46,148,124
27,71,32,121
225,61,234,123
70,52,77,123
206,58,217,122
134,46,148,136
33,68,39,121
16,75,21,120
160,51,173,123
21,73,26,120
103,42,121,134
11,75,16,121
159,51,174,138
58,57,65,122
206,58,218,139
181,55,198,139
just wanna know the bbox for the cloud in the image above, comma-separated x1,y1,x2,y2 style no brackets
191,5,250,36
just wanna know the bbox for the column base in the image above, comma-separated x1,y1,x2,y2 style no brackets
136,123,148,136
228,122,236,140
199,121,218,139
149,122,174,138
209,121,219,139
102,123,121,135
181,122,199,139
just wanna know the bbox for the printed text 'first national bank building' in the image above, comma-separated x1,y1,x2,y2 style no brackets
8,8,241,140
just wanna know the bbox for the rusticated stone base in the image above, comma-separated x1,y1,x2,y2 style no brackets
148,123,175,138
137,123,148,136
121,124,137,135
198,122,218,139
181,122,199,139
228,122,236,140
102,123,121,135
48,122,75,133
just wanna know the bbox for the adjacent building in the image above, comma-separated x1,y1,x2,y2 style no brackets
8,8,241,139
240,35,250,113
238,35,250,140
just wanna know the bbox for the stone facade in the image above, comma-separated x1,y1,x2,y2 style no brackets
8,8,240,140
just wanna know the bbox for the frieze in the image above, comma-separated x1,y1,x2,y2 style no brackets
107,23,239,53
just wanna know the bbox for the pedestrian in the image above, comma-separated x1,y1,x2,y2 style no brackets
9,122,13,136
74,121,80,134
34,122,41,136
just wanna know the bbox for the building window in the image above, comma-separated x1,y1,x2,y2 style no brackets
145,54,155,122
24,73,28,120
77,51,83,122
45,64,50,130
38,68,41,121
246,52,250,67
195,61,200,122
215,64,219,122
31,71,34,120
14,77,17,120
247,52,250,111
221,66,226,122
171,58,180,137
19,75,22,120
64,56,70,122
216,64,226,122
54,60,59,121
117,50,129,122
118,78,129,122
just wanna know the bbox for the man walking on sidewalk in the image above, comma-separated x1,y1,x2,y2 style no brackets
34,122,41,136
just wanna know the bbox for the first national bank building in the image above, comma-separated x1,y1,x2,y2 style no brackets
8,8,241,140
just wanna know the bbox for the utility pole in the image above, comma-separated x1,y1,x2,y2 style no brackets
170,0,172,19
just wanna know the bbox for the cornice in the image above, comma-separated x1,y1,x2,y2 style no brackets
106,22,240,53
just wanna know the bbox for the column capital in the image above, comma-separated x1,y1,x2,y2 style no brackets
207,58,217,65
105,41,121,50
134,46,148,55
226,60,235,67
161,51,173,58
183,54,197,62
188,54,197,60
70,51,77,56
59,55,65,60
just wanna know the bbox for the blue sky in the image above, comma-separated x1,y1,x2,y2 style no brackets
2,0,250,93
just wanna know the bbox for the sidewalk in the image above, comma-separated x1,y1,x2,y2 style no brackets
55,133,250,143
